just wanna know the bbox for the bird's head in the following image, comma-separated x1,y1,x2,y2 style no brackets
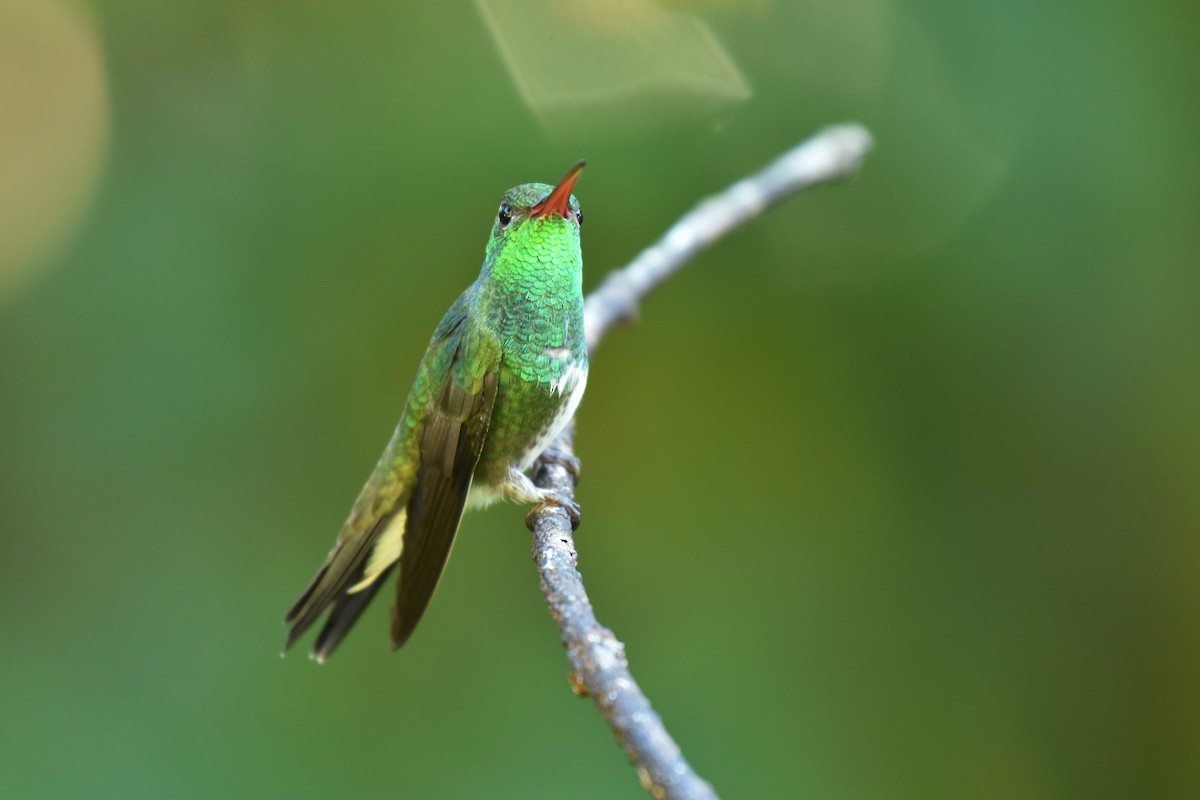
484,161,585,270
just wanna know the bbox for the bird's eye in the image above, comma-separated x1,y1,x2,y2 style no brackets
498,204,513,227
576,209,583,226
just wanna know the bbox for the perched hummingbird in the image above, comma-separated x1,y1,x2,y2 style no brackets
284,162,588,661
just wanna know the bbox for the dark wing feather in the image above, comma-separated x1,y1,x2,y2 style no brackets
391,366,498,649
283,292,488,659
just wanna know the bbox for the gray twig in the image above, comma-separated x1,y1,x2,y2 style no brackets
584,124,874,351
528,124,874,800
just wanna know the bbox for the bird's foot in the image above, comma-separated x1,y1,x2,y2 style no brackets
536,446,582,485
525,491,581,532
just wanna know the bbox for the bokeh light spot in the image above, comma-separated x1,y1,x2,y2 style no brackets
0,0,109,302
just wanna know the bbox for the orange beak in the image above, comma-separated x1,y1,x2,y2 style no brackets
530,160,585,219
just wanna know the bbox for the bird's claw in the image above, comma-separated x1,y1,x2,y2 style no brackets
537,447,582,485
525,491,581,532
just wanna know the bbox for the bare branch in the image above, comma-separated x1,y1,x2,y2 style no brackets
529,124,874,800
584,123,874,351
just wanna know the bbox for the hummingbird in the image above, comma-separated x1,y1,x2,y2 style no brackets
284,162,588,661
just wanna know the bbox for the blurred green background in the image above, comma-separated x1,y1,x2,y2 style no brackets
2,1,1197,798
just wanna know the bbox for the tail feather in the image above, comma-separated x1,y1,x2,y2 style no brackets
282,511,398,657
311,564,395,662
282,563,328,653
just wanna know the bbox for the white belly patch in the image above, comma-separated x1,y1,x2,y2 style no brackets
520,363,587,471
